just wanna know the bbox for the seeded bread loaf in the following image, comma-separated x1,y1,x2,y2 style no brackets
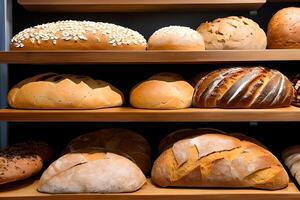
7,72,124,109
38,151,146,193
282,146,300,185
267,7,300,49
11,20,147,50
197,16,267,50
290,74,300,107
147,26,205,50
152,133,289,190
65,128,151,174
0,142,53,185
192,67,294,108
130,72,194,109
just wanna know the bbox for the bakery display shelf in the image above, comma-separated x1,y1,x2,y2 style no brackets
0,179,299,200
17,0,265,12
1,50,300,64
1,107,300,122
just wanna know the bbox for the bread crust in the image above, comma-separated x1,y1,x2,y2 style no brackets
8,73,124,109
267,7,300,49
197,16,267,50
283,146,300,186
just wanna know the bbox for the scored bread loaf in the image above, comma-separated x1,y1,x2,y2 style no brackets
0,141,53,185
192,67,295,108
130,72,194,109
290,74,300,107
147,26,205,50
65,128,151,173
152,133,289,190
11,20,146,50
7,73,124,109
267,7,300,49
38,151,146,193
282,146,300,185
197,16,267,50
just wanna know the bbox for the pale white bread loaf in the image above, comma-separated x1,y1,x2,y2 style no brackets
197,16,267,50
8,73,124,109
130,72,194,109
147,26,205,50
11,20,146,50
38,152,146,193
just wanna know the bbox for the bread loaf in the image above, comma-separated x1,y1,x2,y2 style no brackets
147,26,205,50
11,20,146,50
192,67,294,108
282,146,300,185
8,73,124,109
65,128,151,173
267,7,300,49
0,142,53,185
38,151,146,193
197,16,267,50
152,133,289,190
130,72,194,109
290,74,300,107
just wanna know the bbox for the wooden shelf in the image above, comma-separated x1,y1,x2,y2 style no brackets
17,0,265,12
0,107,300,122
0,179,298,200
1,50,300,64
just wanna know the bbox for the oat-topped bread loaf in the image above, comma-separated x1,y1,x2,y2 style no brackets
282,146,300,185
7,72,124,109
193,67,294,108
0,141,53,185
11,20,146,50
267,7,300,49
152,133,289,190
65,128,151,174
38,151,146,193
147,26,205,50
197,16,267,50
130,72,194,109
290,74,300,107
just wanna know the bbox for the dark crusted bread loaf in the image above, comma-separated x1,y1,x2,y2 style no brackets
290,74,300,107
152,133,289,190
0,141,53,185
192,67,295,108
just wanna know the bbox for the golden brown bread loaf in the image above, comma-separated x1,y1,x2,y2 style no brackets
38,151,146,193
152,133,289,190
147,26,205,50
8,73,124,109
197,16,267,50
192,67,295,108
65,128,151,174
0,142,53,185
282,146,300,185
130,72,194,109
11,20,146,50
290,74,300,107
267,7,300,49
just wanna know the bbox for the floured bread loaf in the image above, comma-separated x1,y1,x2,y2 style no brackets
147,26,205,50
38,151,146,193
282,146,300,185
7,73,124,109
11,20,147,50
152,133,289,190
192,67,294,108
197,16,267,50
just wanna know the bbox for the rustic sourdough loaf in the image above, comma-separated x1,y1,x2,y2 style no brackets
130,72,194,109
147,26,205,50
192,67,294,108
11,20,146,50
152,133,289,190
7,73,124,109
267,7,300,49
197,16,267,50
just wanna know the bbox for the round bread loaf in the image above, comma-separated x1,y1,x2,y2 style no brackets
11,20,146,50
192,67,294,108
38,151,146,193
147,26,205,50
130,72,194,109
267,7,300,49
7,73,124,109
197,16,267,50
290,74,300,107
65,128,151,174
0,141,53,185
